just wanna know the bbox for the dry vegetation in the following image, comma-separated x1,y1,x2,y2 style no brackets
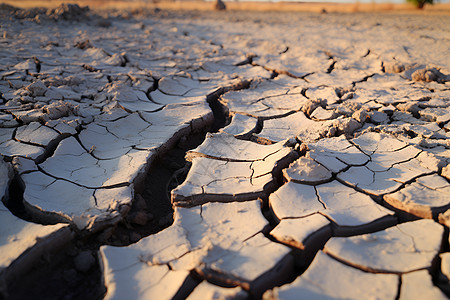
3,0,450,13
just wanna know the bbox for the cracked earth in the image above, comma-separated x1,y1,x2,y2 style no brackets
0,3,449,299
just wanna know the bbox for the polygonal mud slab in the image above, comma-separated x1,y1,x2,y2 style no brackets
38,137,152,188
440,252,450,281
173,134,296,206
0,159,74,289
316,181,395,226
337,161,433,197
186,132,292,162
269,180,395,234
253,49,332,79
21,170,132,229
0,138,45,161
324,219,444,273
15,122,60,147
220,83,308,118
100,262,192,300
266,251,398,299
187,281,248,300
384,174,450,219
352,131,409,155
270,214,331,251
0,160,70,272
101,201,293,298
305,86,339,105
172,157,274,206
219,113,259,137
256,111,332,143
419,107,450,124
337,132,436,196
198,232,294,297
310,106,337,121
154,75,218,98
80,101,213,159
269,182,323,220
400,270,447,300
18,101,214,229
307,135,369,173
0,201,69,270
352,74,433,105
283,156,332,184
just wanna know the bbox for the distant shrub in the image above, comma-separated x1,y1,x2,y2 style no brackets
407,0,434,9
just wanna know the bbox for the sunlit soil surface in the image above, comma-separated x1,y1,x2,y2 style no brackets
0,4,449,299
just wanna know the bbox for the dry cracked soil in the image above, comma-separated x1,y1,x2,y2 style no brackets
0,3,449,300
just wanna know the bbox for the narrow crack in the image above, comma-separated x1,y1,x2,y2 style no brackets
326,60,337,74
314,186,327,210
206,79,252,130
395,275,402,300
324,251,424,275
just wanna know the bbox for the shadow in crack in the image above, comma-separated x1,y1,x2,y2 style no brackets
5,237,106,300
106,130,210,246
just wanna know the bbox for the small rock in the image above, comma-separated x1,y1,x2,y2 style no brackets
43,101,74,119
119,204,131,216
379,104,395,116
129,211,148,226
298,143,308,155
310,106,336,120
74,251,95,273
397,102,420,115
215,0,226,10
332,117,362,135
412,68,446,83
302,99,326,117
97,19,112,28
439,210,450,228
327,126,336,137
105,53,127,66
384,61,406,73
129,232,141,243
369,111,388,124
283,156,332,184
26,80,47,97
74,39,92,50
442,165,450,180
47,3,89,21
352,108,368,123
133,194,148,210
97,227,114,243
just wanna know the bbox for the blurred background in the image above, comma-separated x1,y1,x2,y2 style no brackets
3,0,450,12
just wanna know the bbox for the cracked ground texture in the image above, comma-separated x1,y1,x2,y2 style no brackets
0,3,449,299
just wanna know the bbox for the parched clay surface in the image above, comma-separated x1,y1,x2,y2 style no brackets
324,219,444,273
0,160,67,269
0,5,449,299
101,201,293,298
172,132,296,206
267,251,399,299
